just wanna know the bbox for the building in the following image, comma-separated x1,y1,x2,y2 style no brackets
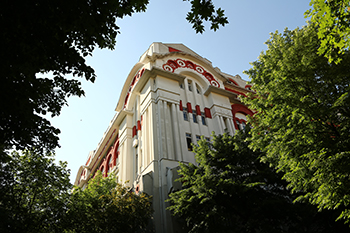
74,42,253,232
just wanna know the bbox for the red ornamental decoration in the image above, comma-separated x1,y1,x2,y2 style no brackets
162,59,220,88
124,68,145,109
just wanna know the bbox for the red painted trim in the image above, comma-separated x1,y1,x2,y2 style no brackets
228,78,239,86
195,105,201,115
168,47,181,53
245,85,252,89
231,104,254,130
179,100,183,111
162,58,220,88
106,153,113,174
231,104,254,117
225,87,247,97
137,120,141,131
132,125,137,137
204,108,212,119
85,157,91,166
91,129,116,173
187,103,192,113
123,68,145,109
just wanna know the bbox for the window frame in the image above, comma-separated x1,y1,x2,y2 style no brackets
192,110,198,123
183,107,188,121
201,112,207,125
186,133,193,151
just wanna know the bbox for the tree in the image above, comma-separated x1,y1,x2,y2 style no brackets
243,23,350,224
65,171,153,233
306,0,350,63
0,0,228,153
167,129,347,233
0,150,72,233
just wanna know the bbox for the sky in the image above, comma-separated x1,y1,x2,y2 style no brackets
50,0,311,183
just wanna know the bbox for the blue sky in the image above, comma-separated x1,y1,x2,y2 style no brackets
50,0,311,182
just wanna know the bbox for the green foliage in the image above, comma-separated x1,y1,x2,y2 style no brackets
0,0,227,153
0,0,149,152
243,23,350,224
185,0,228,33
168,129,347,233
65,172,153,233
0,150,72,233
306,0,350,63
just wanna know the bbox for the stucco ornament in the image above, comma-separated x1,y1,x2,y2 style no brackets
162,59,220,88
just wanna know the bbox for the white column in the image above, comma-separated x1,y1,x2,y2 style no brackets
171,103,180,161
157,100,166,159
227,117,235,135
176,104,185,161
164,100,174,160
217,115,224,134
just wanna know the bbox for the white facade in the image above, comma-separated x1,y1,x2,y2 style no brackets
74,43,253,233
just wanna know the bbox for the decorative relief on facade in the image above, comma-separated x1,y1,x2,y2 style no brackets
124,68,145,109
162,59,220,88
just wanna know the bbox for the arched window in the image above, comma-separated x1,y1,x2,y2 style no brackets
231,104,254,130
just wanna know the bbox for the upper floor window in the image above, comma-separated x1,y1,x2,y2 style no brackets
201,112,207,125
186,133,192,151
193,110,198,123
196,83,202,94
196,135,201,142
241,121,246,130
180,83,184,89
188,80,193,91
236,120,246,130
183,108,188,121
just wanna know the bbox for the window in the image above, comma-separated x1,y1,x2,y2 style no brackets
236,120,241,129
241,121,246,130
180,83,184,89
183,108,188,121
186,133,192,151
192,110,198,123
201,113,207,125
188,80,192,91
236,120,246,130
196,135,201,142
205,137,211,149
196,83,201,94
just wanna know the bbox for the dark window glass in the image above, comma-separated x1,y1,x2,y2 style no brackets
186,133,192,151
193,110,198,123
201,113,207,125
183,108,188,121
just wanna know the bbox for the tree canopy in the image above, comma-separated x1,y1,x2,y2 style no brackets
0,0,228,153
0,151,153,233
167,130,348,233
0,150,72,233
243,23,350,224
306,0,350,63
65,171,153,233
